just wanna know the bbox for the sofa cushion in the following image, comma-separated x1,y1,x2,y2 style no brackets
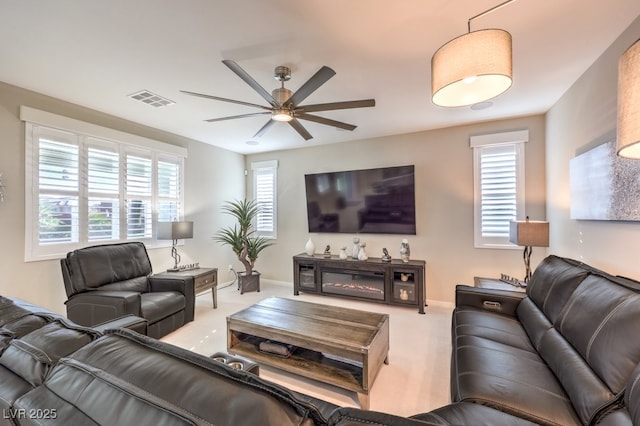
66,242,152,292
14,361,206,426
516,297,553,350
100,276,150,293
0,320,98,388
411,402,540,426
140,291,185,323
453,307,536,352
0,366,34,417
451,332,579,425
526,255,588,323
596,362,640,426
556,273,640,393
537,327,615,424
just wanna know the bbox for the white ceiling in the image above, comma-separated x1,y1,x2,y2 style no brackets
1,1,639,154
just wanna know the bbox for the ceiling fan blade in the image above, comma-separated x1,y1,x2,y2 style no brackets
284,66,336,108
288,118,313,140
205,112,271,123
222,59,279,108
254,119,276,138
296,113,357,131
295,99,375,113
181,90,271,111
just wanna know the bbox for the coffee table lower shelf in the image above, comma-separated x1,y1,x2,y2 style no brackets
228,333,375,408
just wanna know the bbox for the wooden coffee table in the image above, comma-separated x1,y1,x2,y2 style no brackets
226,297,390,409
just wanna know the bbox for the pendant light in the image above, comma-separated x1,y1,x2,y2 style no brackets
431,0,517,107
617,39,640,158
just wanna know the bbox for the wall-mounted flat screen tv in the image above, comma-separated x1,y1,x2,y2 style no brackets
304,165,416,234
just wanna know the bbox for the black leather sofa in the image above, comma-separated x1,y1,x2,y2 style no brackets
447,255,640,425
60,242,195,338
3,254,640,425
0,296,336,426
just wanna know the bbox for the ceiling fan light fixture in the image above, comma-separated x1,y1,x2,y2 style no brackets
432,28,512,107
272,108,293,122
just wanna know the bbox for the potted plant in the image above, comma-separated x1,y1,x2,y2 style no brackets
214,199,274,293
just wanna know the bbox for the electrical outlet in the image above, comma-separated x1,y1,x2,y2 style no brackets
228,264,233,272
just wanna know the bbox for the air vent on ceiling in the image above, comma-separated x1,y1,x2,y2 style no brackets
128,90,175,107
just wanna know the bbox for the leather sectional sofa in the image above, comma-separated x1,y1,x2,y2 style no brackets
2,254,640,425
447,255,640,425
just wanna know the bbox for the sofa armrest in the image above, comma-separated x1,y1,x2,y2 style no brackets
148,276,195,323
455,284,526,317
65,291,141,327
93,314,148,335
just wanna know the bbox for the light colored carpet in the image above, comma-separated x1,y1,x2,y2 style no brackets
161,279,453,418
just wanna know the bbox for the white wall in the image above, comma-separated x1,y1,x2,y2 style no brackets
0,82,244,314
247,114,547,303
546,16,640,277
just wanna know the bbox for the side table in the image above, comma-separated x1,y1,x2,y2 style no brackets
474,276,526,292
154,268,218,308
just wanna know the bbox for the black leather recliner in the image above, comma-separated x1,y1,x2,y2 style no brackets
60,242,195,338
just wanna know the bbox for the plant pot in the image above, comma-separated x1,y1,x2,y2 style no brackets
239,271,261,294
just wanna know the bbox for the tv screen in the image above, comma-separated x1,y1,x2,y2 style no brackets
304,165,416,234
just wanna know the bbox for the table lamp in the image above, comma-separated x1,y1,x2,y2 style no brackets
509,217,549,283
157,221,193,272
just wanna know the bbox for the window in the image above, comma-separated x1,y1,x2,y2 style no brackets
472,130,528,248
23,106,187,261
251,160,278,239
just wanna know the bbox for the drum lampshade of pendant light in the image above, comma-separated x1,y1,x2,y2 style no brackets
431,29,513,107
617,39,640,159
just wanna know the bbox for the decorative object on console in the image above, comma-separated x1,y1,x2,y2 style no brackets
339,246,348,260
499,273,526,288
352,237,360,259
400,239,410,263
305,238,315,256
323,245,331,258
381,248,391,262
399,289,409,301
617,39,640,158
214,199,274,293
357,242,368,261
431,0,516,107
157,221,194,272
509,217,549,283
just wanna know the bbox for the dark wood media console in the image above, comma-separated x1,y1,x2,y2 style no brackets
293,253,426,314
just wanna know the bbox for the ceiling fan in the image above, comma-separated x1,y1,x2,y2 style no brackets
181,60,375,141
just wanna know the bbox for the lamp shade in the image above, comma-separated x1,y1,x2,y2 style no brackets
509,220,549,247
617,39,640,159
432,29,512,107
157,221,193,240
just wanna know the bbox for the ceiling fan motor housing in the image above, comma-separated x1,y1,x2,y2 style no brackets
274,66,291,82
272,87,293,105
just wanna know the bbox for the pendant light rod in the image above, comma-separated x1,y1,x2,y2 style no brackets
467,0,519,32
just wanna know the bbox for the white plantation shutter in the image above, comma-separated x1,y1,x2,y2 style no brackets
23,107,187,261
479,144,517,236
87,142,120,241
126,153,153,239
252,160,278,239
157,159,181,223
37,130,80,247
472,130,527,248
